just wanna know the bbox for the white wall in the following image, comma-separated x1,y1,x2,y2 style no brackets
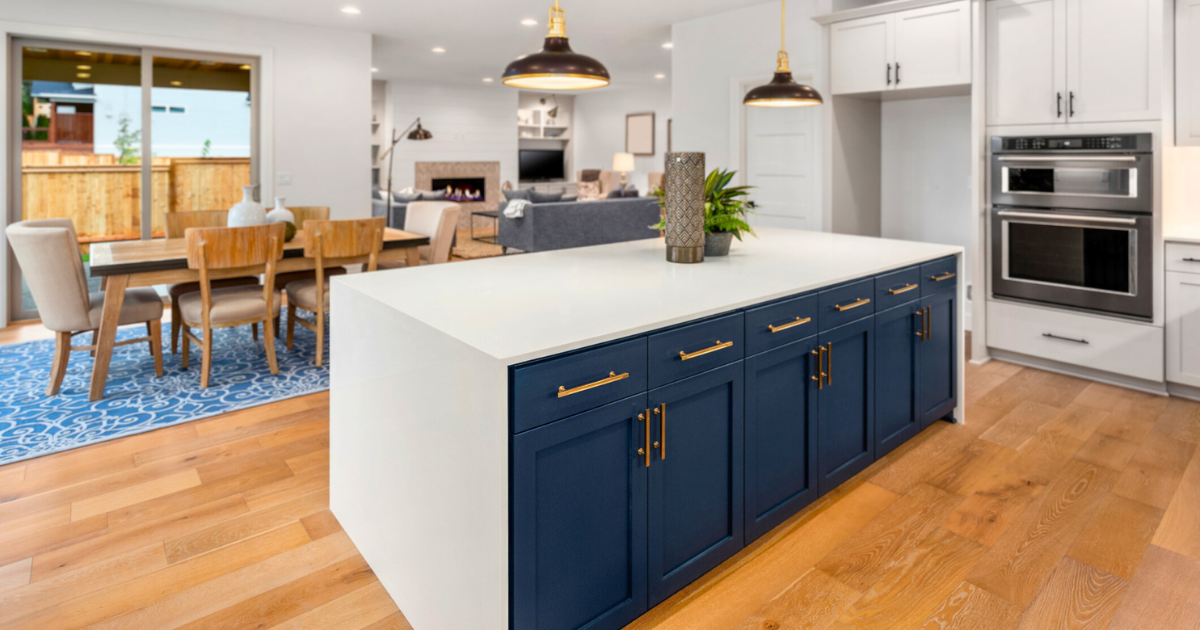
573,84,672,194
386,81,519,191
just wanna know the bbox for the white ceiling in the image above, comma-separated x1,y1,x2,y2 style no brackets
119,0,772,89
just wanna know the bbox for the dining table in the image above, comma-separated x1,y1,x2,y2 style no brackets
86,227,430,401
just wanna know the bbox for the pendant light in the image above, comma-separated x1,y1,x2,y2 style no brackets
502,0,610,90
744,0,823,107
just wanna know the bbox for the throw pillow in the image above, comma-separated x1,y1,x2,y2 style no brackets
529,190,564,204
561,195,578,202
394,190,422,203
503,189,531,202
421,189,447,201
623,187,640,198
576,180,602,201
606,189,625,200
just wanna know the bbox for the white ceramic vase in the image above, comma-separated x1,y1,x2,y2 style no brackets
266,197,295,225
227,185,267,227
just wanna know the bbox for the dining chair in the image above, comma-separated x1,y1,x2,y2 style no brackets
164,210,259,354
5,218,164,396
178,222,285,388
275,206,346,299
286,217,385,366
377,201,460,268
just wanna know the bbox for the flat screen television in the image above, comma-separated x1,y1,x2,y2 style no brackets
519,149,565,181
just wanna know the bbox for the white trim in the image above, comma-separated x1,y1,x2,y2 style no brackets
813,0,966,25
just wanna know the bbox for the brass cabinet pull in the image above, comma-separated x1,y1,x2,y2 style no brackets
889,283,918,295
931,272,956,282
679,340,733,361
654,405,666,459
923,306,931,342
557,371,629,398
915,310,925,340
768,317,811,333
834,298,870,312
826,343,833,386
812,347,826,390
638,411,650,467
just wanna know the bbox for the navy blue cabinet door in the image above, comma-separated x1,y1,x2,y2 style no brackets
919,289,957,428
744,337,819,543
874,302,922,458
816,317,876,495
647,362,745,607
511,395,649,630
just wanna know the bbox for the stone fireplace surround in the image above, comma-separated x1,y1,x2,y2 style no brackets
415,161,500,229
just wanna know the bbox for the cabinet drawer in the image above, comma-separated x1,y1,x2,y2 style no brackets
648,313,744,389
818,278,875,331
986,300,1164,383
1166,242,1200,274
874,266,922,311
921,257,958,296
744,294,818,356
512,338,648,433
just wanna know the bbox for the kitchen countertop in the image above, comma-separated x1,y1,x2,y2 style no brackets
1166,231,1200,245
334,227,963,365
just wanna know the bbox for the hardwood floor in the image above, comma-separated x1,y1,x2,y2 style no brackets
2,324,1200,629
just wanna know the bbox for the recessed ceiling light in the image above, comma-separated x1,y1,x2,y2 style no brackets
655,73,666,79
483,77,494,83
371,67,379,73
661,42,673,49
521,18,538,26
431,47,446,53
170,80,182,86
341,6,361,14
76,51,92,56
76,73,90,79
240,64,252,70
77,64,91,70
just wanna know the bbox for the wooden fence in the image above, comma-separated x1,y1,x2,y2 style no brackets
21,153,251,243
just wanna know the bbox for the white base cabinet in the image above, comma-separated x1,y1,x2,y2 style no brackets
1167,242,1200,387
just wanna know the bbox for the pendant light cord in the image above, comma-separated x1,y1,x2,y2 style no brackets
776,0,791,72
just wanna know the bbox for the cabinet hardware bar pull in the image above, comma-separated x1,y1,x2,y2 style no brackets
925,306,931,343
826,343,833,386
996,210,1138,225
1057,92,1062,118
557,371,629,398
915,310,925,339
1043,332,1089,345
812,348,825,390
997,156,1138,163
768,317,812,333
887,63,892,85
834,298,870,312
931,272,956,282
655,404,666,460
889,283,918,295
1184,257,1200,262
895,62,900,84
679,340,733,361
639,412,650,467
1069,91,1075,117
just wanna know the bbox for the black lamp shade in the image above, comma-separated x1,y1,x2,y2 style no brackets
743,71,823,107
407,124,432,140
502,37,610,90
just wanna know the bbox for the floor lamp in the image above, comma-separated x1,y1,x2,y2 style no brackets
379,118,433,225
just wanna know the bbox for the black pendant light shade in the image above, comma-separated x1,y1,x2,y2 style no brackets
406,119,432,140
503,1,610,90
744,0,823,108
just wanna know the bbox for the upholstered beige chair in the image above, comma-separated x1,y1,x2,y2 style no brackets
378,201,460,268
286,217,385,366
5,219,164,395
179,223,285,388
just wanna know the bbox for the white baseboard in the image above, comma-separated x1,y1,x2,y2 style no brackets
988,348,1169,397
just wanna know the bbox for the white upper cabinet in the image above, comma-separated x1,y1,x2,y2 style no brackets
829,0,970,97
987,0,1161,126
1178,0,1200,145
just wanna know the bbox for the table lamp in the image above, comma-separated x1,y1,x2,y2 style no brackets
613,152,635,191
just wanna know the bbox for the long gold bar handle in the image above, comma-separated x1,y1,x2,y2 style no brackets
888,283,918,295
915,310,925,340
654,404,666,460
679,340,734,361
768,317,812,333
811,347,825,390
925,306,931,342
557,371,629,398
639,411,650,467
835,298,871,312
931,272,956,282
826,343,833,387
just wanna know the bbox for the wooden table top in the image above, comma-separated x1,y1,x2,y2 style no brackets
89,227,429,277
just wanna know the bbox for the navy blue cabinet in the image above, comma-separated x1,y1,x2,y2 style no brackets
511,395,649,630
647,362,744,606
816,317,876,495
744,337,820,541
919,288,957,428
874,302,922,457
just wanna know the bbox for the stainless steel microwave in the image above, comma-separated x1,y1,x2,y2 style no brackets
990,134,1153,214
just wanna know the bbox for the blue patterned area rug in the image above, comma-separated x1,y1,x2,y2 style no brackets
0,312,329,466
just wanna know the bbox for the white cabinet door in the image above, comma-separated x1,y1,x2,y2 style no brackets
831,14,894,95
1178,0,1200,145
1167,271,1200,387
1065,0,1161,123
986,0,1067,125
893,1,972,91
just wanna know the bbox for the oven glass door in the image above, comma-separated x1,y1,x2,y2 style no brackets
1002,164,1135,198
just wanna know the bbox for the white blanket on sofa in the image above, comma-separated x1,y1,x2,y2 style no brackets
503,198,532,218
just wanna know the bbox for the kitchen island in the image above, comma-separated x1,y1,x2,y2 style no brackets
330,227,964,630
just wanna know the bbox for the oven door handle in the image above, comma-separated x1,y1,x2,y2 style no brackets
996,210,1138,226
996,155,1139,163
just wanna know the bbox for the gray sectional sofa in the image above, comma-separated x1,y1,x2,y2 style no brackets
497,197,661,254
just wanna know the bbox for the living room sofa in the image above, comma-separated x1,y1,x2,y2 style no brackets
497,196,661,253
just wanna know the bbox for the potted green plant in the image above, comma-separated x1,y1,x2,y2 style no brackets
651,168,756,257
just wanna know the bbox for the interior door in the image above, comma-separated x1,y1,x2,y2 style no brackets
830,14,894,95
744,98,819,231
986,0,1067,125
1065,0,1160,123
893,1,971,91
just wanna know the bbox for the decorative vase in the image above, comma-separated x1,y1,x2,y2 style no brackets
266,197,295,225
227,185,266,227
705,232,733,257
664,152,706,264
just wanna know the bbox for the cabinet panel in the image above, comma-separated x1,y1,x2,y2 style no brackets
744,337,819,542
512,338,648,433
987,0,1067,125
875,303,922,457
648,312,744,389
1179,0,1200,145
919,290,957,428
1167,271,1200,387
744,293,819,356
647,363,744,606
893,1,972,90
511,396,649,630
1065,0,1161,123
831,14,893,95
817,317,876,495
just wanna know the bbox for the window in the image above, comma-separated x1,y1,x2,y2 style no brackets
151,105,187,114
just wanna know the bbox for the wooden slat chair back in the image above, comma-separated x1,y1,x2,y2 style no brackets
166,210,229,238
288,206,331,228
286,217,385,366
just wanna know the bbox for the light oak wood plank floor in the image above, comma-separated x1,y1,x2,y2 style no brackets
2,325,1200,629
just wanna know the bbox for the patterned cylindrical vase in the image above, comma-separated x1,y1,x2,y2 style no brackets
664,152,705,264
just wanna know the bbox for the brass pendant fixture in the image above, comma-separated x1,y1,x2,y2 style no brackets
744,0,823,107
502,0,610,90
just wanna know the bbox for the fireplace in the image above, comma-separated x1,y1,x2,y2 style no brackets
432,177,487,202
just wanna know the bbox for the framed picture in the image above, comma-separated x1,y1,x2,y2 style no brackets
625,112,655,156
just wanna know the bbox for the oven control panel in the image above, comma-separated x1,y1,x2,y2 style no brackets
994,134,1150,153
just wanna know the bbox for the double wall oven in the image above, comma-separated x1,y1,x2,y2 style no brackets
990,134,1154,320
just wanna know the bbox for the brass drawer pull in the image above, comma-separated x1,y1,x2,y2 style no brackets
768,317,812,333
557,371,629,398
915,309,926,340
811,346,826,390
826,342,833,386
679,340,733,361
888,283,918,295
931,272,956,282
834,298,871,312
638,411,650,467
655,404,666,459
